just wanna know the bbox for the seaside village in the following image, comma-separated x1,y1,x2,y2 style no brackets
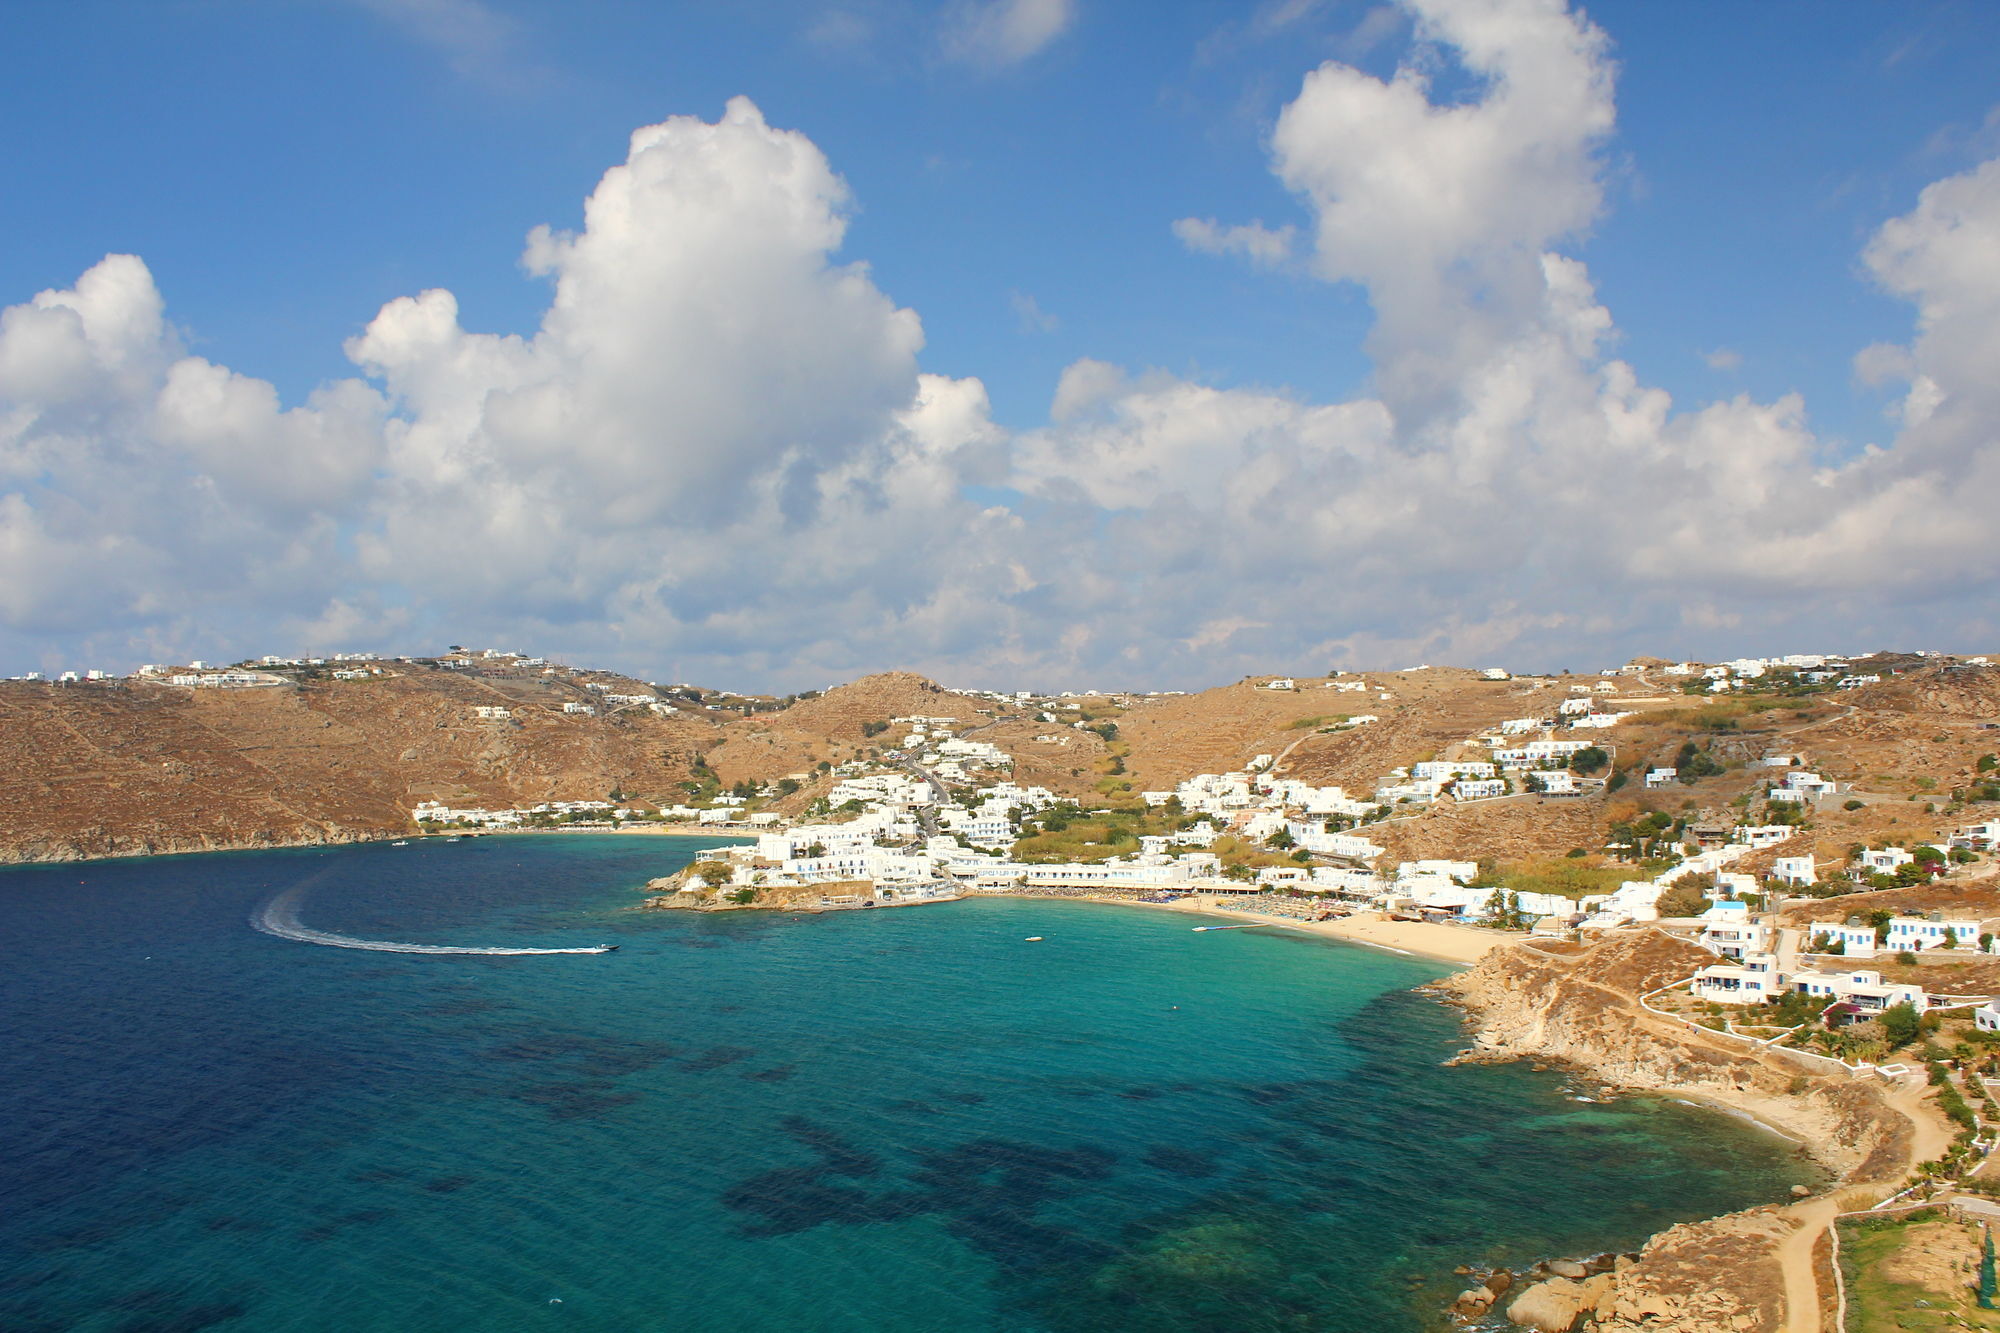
392,652,2000,1048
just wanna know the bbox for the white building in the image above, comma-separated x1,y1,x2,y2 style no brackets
1529,770,1581,796
1696,902,1771,959
1790,968,1928,1018
1884,915,1981,952
1855,847,1915,875
1770,855,1817,887
1692,953,1788,1004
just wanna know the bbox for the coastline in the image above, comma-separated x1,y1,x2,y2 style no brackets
0,822,756,869
1007,890,1503,967
1436,930,1950,1330
482,824,760,840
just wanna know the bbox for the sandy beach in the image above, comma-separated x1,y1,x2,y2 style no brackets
460,825,757,841
1018,891,1504,967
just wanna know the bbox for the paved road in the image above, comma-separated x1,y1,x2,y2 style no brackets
891,752,950,838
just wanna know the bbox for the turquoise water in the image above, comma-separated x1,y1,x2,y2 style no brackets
1,836,1816,1331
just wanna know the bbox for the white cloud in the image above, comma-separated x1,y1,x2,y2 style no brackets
1171,217,1296,267
0,256,386,661
1701,346,1742,372
8,5,2000,688
940,0,1076,67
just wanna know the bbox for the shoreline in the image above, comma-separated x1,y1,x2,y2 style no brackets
1438,932,1951,1330
1007,890,1504,967
477,824,761,840
0,823,756,870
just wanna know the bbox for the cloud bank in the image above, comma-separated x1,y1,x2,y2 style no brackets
3,0,1997,688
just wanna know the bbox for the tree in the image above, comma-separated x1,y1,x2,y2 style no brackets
1944,927,1960,949
1878,1001,1922,1049
1569,746,1609,775
689,860,733,887
1656,883,1709,918
1267,828,1296,850
1843,799,1865,811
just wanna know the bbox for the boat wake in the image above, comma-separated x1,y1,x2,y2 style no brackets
252,888,616,956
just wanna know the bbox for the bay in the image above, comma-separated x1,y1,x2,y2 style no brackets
0,835,1815,1331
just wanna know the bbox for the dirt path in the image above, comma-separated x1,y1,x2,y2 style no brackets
1773,1077,1953,1331
1775,1198,1839,1333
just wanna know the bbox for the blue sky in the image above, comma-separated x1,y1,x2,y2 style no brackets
2,0,1998,687
7,0,1992,441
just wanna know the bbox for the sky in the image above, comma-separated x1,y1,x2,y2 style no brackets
1,0,1997,691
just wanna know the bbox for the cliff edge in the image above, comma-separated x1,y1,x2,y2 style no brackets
1439,930,1940,1332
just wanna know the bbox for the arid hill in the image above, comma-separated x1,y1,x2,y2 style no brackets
5,657,1998,871
0,668,717,862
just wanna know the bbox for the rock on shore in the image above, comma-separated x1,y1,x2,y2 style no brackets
1438,929,1923,1331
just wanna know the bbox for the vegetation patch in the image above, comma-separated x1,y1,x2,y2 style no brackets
1485,856,1633,901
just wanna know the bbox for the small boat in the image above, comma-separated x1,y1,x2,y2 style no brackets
1024,936,1044,942
392,841,409,846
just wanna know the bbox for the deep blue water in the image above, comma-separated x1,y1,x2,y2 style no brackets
0,836,1817,1332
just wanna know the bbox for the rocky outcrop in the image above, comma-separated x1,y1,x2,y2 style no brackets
1438,929,1929,1331
1506,1273,1613,1331
1563,1208,1796,1332
1439,930,1911,1182
644,875,883,912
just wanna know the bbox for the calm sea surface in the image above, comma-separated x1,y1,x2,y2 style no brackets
0,836,1815,1332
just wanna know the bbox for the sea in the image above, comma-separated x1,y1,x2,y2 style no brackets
0,835,1818,1332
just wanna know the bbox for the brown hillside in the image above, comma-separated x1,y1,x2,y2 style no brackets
702,672,996,787
1370,796,1610,865
0,671,717,862
769,672,988,741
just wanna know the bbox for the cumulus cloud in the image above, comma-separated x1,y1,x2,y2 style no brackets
1008,0,2000,676
0,255,384,660
940,0,1076,67
6,2,2000,688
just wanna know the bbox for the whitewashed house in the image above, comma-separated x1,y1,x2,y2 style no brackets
1770,856,1817,887
1692,953,1788,1004
1789,968,1927,1017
